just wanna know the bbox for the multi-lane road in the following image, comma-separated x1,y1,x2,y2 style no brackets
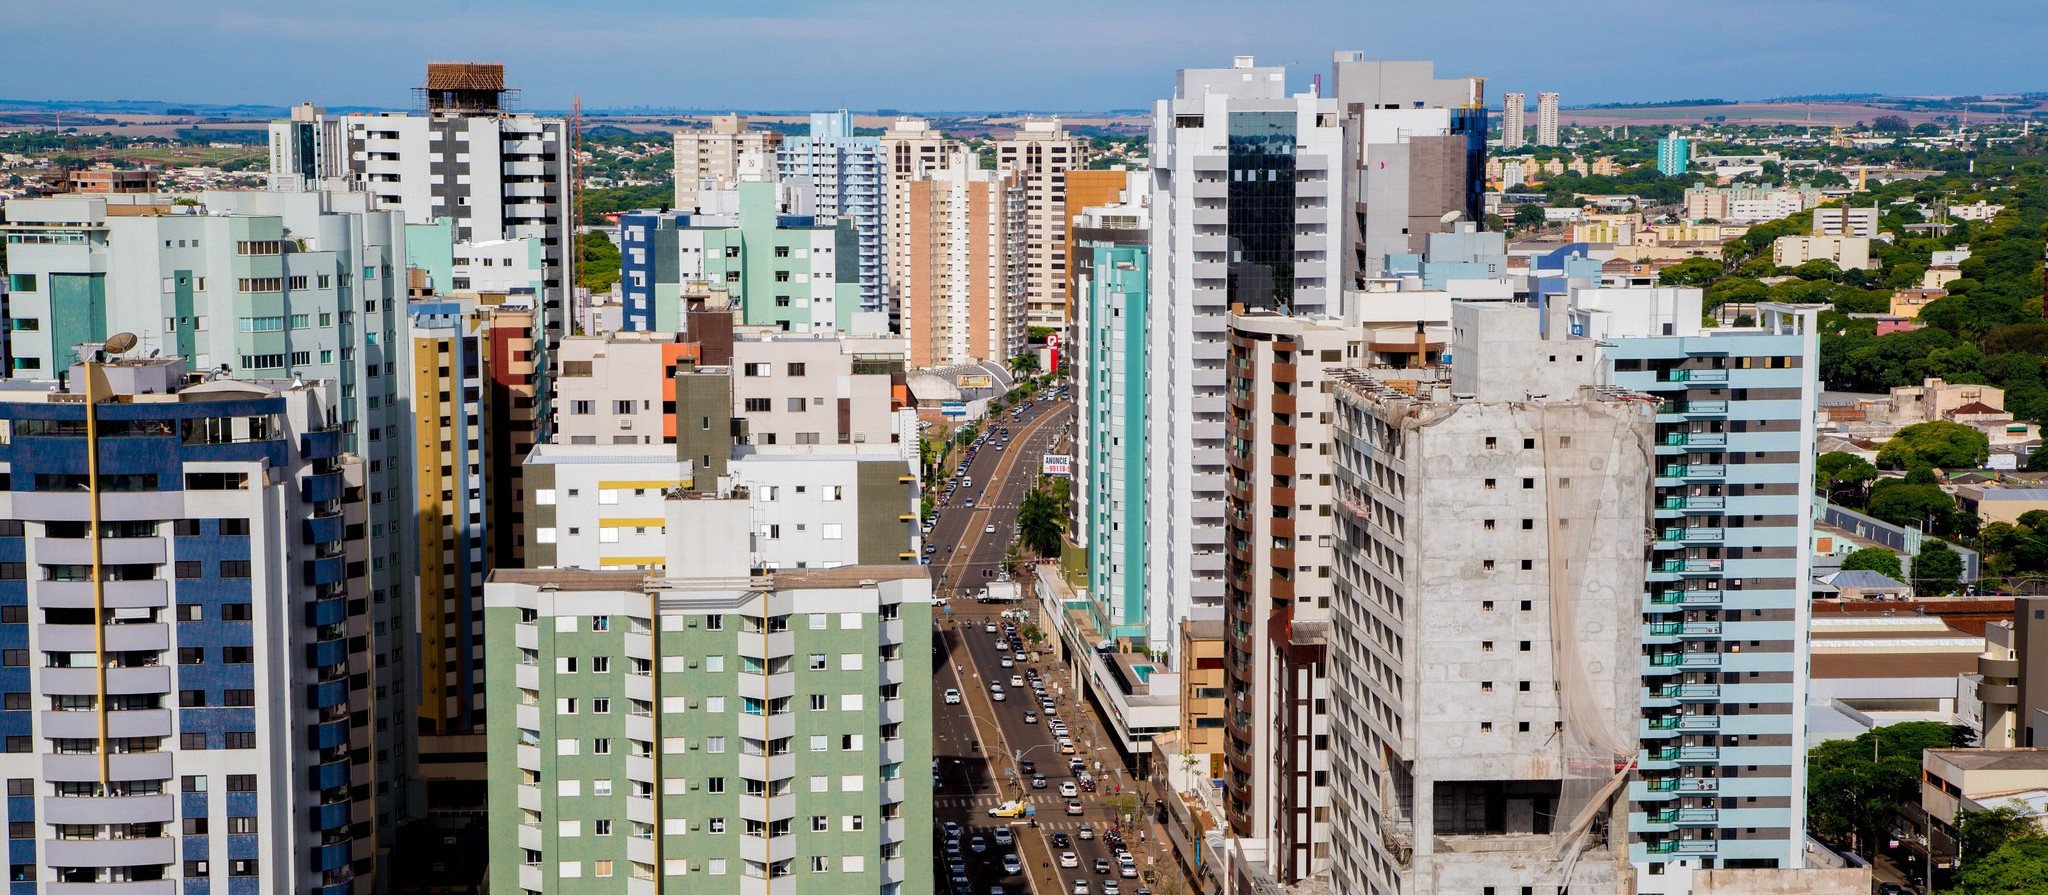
925,391,1152,895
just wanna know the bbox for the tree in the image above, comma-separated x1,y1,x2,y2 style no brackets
1872,115,1910,134
1876,421,1991,470
1957,803,2044,864
1913,541,1964,596
1865,480,1957,531
1816,451,1879,506
1808,721,1977,858
1513,203,1548,229
1016,488,1063,557
1009,352,1041,378
1840,548,1903,579
1952,835,2048,895
576,231,622,293
1658,257,1723,288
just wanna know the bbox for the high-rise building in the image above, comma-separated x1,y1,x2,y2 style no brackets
1146,55,1345,659
267,102,348,191
0,353,389,893
879,119,964,326
776,112,886,312
1569,291,1820,890
1501,92,1527,149
278,63,572,385
405,291,541,743
1329,53,1491,284
900,165,1026,368
484,496,933,895
1537,91,1561,145
1325,300,1650,895
1075,239,1149,646
995,118,1081,328
1062,168,1135,305
1220,310,1350,888
674,113,784,212
618,181,866,334
1658,135,1692,177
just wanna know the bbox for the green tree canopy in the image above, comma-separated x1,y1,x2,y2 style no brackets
1839,548,1902,578
1876,421,1991,470
1658,257,1723,287
1913,541,1965,596
1016,487,1064,557
1866,479,1958,531
1953,835,2048,895
1957,803,2045,864
1816,451,1879,506
1512,203,1548,228
1808,721,1977,858
576,231,622,293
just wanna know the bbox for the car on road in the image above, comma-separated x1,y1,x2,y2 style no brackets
1057,738,1076,754
1060,782,1079,797
965,498,975,507
1001,854,1022,875
989,685,1005,702
952,875,972,893
988,801,1026,818
985,523,997,534
1010,675,1024,687
993,828,1014,847
1019,759,1035,774
1103,880,1121,895
1023,711,1037,724
949,861,967,877
990,886,1007,895
925,543,937,554
1059,850,1079,868
944,689,962,705
1078,774,1095,793
1031,773,1047,789
945,840,962,859
995,443,1004,450
969,836,987,853
999,657,1013,668
1071,882,1090,895
1077,823,1093,840
984,622,998,633
1094,859,1112,875
1014,652,1028,662
1051,832,1071,848
1118,854,1138,878
1068,758,1087,773
942,821,962,839
1066,799,1085,815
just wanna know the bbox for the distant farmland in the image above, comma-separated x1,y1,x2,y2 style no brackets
1559,101,2024,128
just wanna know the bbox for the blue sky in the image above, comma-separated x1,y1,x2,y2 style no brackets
4,0,2044,111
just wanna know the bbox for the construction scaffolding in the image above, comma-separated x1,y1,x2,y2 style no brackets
419,62,512,113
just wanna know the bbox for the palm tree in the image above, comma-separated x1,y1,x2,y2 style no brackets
1017,489,1063,557
1009,352,1040,378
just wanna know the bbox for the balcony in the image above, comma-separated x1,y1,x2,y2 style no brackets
1660,495,1725,511
1647,621,1722,638
1662,369,1729,384
1662,464,1728,479
1654,558,1723,574
1683,401,1728,415
1655,683,1721,700
1645,839,1720,855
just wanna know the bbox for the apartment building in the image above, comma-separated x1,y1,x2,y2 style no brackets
1811,205,1880,238
1501,93,1526,149
0,190,417,799
618,181,864,335
1063,169,1133,305
995,118,1080,327
1772,235,1874,271
1220,310,1350,887
900,165,1026,368
674,114,784,212
0,354,390,894
776,112,886,312
880,119,964,325
1073,185,1151,646
1537,91,1561,145
1658,135,1691,176
1147,55,1346,661
289,64,570,369
267,102,348,191
1979,596,2048,750
1572,293,1823,889
1682,185,1823,225
1330,54,1490,284
407,296,528,736
485,495,933,895
1325,301,1650,895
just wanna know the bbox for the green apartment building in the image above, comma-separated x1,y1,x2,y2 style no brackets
619,180,865,334
486,496,933,895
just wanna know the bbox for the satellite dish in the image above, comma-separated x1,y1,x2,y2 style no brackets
1440,210,1463,224
103,332,139,355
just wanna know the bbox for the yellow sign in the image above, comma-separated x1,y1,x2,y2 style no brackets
956,374,994,389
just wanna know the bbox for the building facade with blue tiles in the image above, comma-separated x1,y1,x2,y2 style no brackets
1573,291,1820,892
776,111,886,313
617,181,863,335
0,354,387,894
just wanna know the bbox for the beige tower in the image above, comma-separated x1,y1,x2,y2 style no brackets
673,113,782,211
1502,92,1526,149
880,117,965,321
995,117,1081,328
900,165,1025,368
1537,91,1560,145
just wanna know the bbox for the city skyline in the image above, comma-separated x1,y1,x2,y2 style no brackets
3,0,2045,111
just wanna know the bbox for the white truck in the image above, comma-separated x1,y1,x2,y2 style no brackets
978,581,1023,604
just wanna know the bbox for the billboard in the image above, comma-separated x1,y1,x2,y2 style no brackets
1042,454,1072,477
940,401,968,419
957,374,995,389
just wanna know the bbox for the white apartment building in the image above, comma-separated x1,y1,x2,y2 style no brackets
1501,92,1527,149
1146,55,1345,659
1537,91,1561,145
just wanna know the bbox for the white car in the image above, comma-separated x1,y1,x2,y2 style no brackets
1060,782,1078,797
1060,851,1080,869
944,689,962,705
984,622,998,633
1023,712,1038,724
1001,854,1022,875
985,524,997,533
999,657,1013,668
1010,675,1024,687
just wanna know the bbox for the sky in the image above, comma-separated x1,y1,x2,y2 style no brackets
4,0,2046,112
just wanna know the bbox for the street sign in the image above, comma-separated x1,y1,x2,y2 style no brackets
941,401,968,419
